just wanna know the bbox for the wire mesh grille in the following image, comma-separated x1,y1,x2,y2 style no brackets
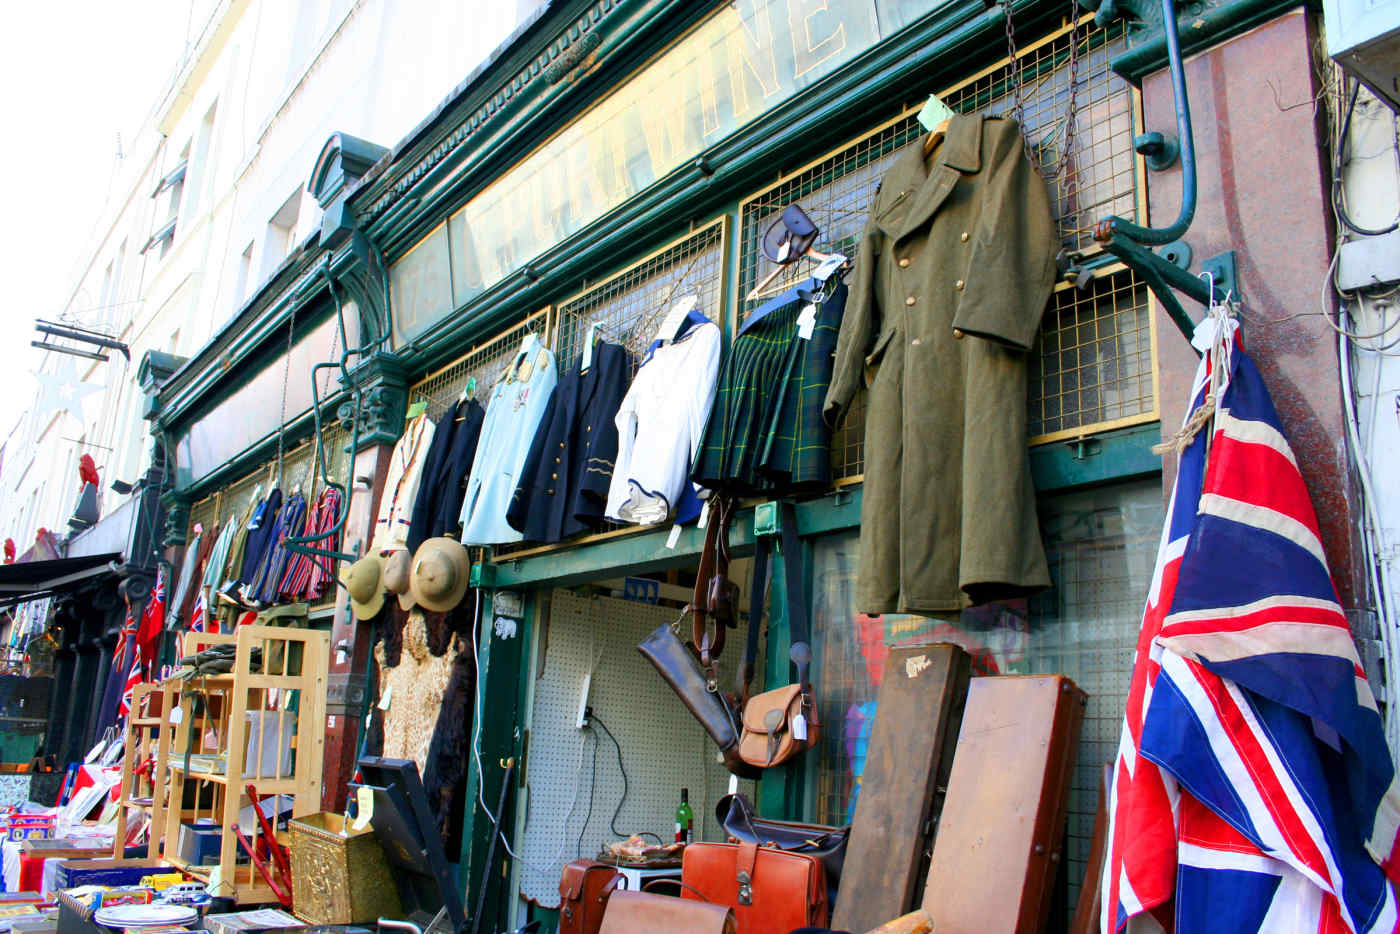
1031,268,1155,439
409,309,552,421
185,424,350,608
554,220,726,374
737,16,1140,478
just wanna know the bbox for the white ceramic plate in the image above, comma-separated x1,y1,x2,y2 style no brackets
93,904,198,928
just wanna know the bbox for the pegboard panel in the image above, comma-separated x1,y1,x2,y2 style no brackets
553,219,727,373
737,15,1141,479
517,590,757,907
408,308,551,422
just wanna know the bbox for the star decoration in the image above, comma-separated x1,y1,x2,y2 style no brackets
32,357,103,424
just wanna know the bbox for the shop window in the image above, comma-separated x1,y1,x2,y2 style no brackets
553,219,727,374
809,477,1161,921
389,221,454,345
737,17,1146,479
1032,269,1156,440
184,424,352,612
407,307,552,423
406,221,726,559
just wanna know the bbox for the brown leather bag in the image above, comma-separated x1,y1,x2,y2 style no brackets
681,840,828,934
598,890,735,934
559,860,621,934
737,683,819,768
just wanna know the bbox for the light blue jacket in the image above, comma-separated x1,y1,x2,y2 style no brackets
460,333,559,544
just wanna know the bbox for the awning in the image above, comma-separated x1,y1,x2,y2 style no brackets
0,553,121,605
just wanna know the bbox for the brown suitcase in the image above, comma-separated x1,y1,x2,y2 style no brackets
559,859,621,934
830,644,971,934
681,840,827,934
599,890,735,934
921,674,1086,934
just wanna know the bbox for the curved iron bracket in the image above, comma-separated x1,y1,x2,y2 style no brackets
1093,0,1233,352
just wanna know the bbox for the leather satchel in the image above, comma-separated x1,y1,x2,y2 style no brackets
735,501,818,769
681,840,828,934
598,890,735,934
637,622,760,780
715,793,848,907
559,860,621,934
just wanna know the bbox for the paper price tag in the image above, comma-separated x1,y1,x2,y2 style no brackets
812,253,847,282
796,304,817,340
917,93,955,132
665,525,683,549
378,685,393,711
698,500,711,529
169,707,184,726
792,713,808,742
351,786,374,832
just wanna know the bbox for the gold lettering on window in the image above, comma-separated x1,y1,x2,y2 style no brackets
790,0,847,79
727,1,782,121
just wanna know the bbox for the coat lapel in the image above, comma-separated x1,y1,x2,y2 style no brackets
876,114,985,243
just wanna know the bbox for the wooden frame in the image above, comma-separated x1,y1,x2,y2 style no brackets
159,626,329,903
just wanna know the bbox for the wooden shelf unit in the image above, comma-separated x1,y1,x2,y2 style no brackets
111,680,180,860
159,625,329,903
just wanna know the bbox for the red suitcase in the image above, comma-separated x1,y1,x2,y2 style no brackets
681,840,827,934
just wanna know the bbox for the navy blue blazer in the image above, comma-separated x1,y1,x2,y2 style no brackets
507,341,631,542
408,397,485,551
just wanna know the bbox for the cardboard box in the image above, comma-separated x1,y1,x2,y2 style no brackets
52,859,164,891
174,824,221,867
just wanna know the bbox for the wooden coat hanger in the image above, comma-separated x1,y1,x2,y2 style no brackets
745,243,844,301
922,117,951,156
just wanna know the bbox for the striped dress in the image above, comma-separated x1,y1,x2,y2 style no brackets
693,276,848,495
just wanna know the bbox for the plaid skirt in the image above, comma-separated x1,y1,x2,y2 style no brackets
693,278,848,496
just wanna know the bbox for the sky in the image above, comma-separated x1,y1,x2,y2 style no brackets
0,3,192,441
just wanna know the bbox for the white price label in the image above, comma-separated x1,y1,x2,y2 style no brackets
792,713,808,742
378,685,393,711
665,525,683,549
796,304,817,340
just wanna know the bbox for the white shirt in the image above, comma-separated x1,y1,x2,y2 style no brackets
606,319,722,525
370,413,435,554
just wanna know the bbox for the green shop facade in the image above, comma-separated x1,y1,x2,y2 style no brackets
149,0,1367,929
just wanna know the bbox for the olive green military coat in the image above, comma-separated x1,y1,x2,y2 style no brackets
823,114,1055,615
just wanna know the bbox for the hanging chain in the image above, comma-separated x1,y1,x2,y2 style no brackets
1002,0,1084,201
1001,0,1026,135
274,304,297,490
1056,0,1083,197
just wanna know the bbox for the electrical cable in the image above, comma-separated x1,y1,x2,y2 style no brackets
576,730,598,859
588,713,631,840
1332,78,1400,238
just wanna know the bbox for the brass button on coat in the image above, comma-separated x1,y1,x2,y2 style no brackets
955,279,965,291
898,257,911,268
961,231,970,242
905,296,917,306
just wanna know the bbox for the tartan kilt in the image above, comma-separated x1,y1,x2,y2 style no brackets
693,279,847,495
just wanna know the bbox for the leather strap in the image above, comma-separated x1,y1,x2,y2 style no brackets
740,501,812,698
691,496,736,669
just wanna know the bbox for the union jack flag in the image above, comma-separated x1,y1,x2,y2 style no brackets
117,657,141,719
188,590,208,634
1104,318,1400,933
